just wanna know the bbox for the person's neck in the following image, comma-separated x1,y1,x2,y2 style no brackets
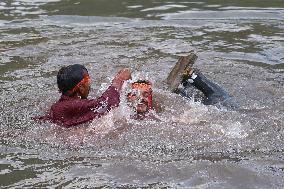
62,93,80,99
132,110,151,120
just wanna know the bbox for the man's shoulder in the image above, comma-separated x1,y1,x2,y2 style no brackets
51,95,78,110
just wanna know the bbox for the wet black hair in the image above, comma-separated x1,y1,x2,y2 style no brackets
57,64,88,95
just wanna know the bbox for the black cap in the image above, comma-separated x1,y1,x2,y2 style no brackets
57,64,88,93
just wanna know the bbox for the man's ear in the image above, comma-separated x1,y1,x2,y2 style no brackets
78,84,84,94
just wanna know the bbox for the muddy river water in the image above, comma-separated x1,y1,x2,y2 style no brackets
0,0,283,188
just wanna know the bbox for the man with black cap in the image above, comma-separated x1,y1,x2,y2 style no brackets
37,65,131,127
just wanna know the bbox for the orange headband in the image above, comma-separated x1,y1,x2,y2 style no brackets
131,82,152,90
68,74,90,93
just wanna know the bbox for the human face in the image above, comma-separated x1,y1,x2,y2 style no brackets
75,73,90,99
79,80,90,99
127,82,153,114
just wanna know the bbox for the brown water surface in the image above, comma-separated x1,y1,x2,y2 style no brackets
0,0,283,188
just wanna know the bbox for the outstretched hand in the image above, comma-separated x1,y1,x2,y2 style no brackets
116,68,132,81
112,68,132,91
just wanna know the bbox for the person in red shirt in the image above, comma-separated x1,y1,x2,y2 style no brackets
37,64,131,127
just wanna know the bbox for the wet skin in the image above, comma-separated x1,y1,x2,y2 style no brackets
78,75,91,99
127,85,153,114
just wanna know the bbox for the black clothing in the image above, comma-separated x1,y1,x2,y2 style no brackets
180,71,239,109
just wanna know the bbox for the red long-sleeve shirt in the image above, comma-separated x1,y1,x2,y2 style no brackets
40,86,120,127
